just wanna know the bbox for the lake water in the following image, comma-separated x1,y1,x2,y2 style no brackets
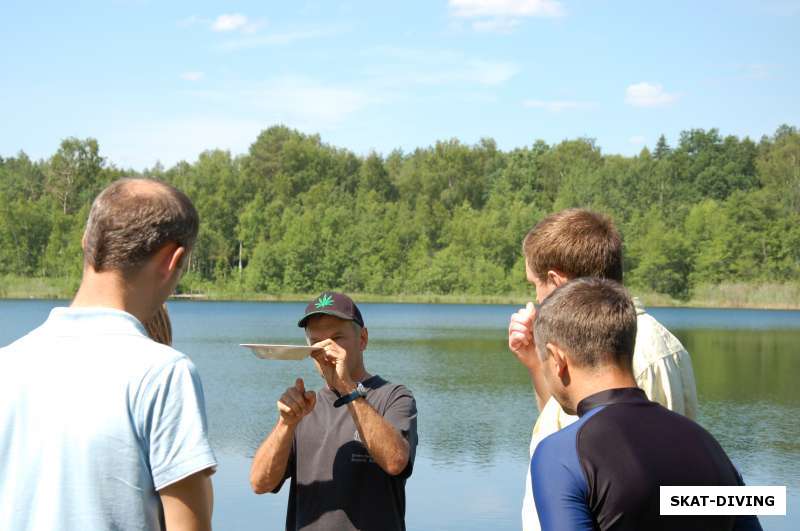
1,300,798,530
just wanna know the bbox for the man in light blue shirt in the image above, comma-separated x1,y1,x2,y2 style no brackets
0,179,216,531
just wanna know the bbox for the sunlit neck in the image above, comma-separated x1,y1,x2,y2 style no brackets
569,367,637,411
71,269,153,324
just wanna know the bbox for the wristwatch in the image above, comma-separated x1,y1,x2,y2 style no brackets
333,382,368,408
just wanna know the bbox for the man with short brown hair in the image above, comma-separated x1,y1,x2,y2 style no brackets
0,178,216,531
509,208,698,531
529,278,760,530
523,208,623,283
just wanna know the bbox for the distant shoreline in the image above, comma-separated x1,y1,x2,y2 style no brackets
2,277,798,311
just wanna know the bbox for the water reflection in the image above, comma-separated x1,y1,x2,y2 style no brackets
2,300,798,530
676,329,800,404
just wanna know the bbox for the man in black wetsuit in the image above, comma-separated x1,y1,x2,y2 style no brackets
529,277,761,531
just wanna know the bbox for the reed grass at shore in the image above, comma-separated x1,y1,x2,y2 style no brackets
3,274,798,310
0,275,79,300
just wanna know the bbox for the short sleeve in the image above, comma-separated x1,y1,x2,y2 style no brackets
531,436,594,531
139,357,217,490
382,385,418,478
525,399,581,530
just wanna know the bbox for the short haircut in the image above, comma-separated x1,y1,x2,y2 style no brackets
522,208,623,283
83,179,199,275
534,277,637,370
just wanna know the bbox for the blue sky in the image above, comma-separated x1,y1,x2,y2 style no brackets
1,0,798,169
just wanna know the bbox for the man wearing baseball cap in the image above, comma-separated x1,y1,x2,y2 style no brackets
249,292,418,531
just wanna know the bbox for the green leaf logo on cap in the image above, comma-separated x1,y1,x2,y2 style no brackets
315,293,334,309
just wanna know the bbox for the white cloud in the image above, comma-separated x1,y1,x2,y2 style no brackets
624,82,678,107
212,13,250,32
180,71,204,82
629,135,647,145
522,99,592,112
449,0,564,32
218,27,341,51
449,0,564,18
471,18,521,32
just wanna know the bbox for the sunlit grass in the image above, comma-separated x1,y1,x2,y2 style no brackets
2,275,798,309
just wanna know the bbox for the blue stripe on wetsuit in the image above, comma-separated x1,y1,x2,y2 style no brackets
531,406,605,531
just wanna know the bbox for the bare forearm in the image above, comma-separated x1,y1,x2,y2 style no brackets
249,419,294,494
528,363,551,411
348,399,409,476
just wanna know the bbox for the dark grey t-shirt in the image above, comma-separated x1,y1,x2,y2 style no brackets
274,375,418,531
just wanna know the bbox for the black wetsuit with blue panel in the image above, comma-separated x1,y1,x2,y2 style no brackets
530,387,762,531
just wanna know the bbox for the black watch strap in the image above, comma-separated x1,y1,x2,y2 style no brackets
333,383,367,408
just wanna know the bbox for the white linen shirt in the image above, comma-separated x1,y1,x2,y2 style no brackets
521,299,698,531
0,307,217,531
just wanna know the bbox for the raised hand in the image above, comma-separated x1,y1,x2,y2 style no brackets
277,378,316,426
508,302,539,368
310,339,355,395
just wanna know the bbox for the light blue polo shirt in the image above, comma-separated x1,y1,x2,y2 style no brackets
0,307,217,530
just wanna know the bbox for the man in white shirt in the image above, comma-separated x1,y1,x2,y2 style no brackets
507,208,698,531
0,179,216,531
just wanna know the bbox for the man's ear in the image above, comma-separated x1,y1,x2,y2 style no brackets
547,343,570,380
166,245,186,275
547,269,570,288
360,326,368,352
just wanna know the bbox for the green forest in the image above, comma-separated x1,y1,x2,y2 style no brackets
1,125,799,305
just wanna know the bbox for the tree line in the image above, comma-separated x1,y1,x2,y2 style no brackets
1,125,798,300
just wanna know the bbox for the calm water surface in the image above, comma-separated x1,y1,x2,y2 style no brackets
2,300,798,530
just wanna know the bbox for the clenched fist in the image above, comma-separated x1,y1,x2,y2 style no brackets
508,302,539,369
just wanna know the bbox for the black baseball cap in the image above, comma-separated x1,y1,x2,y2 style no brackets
297,292,365,328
